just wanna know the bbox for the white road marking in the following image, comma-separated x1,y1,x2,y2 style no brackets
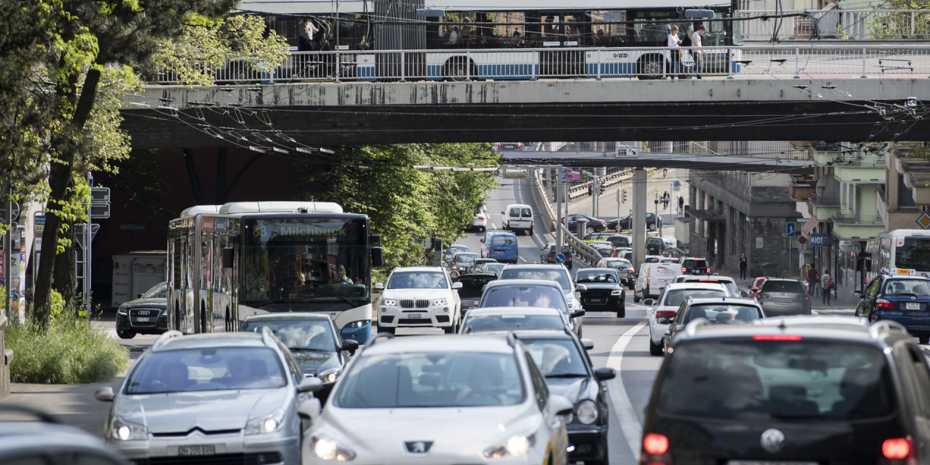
606,321,648,459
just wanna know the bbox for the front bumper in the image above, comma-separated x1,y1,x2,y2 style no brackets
112,433,299,465
567,425,608,463
116,311,168,334
379,307,454,328
580,294,624,311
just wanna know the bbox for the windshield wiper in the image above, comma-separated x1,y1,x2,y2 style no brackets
769,412,822,420
545,373,588,379
289,347,334,353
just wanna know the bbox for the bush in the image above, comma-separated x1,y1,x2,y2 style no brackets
7,317,129,384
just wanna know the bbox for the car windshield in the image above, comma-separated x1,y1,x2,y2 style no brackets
763,281,805,293
605,260,632,269
388,271,447,289
883,279,930,296
462,314,565,333
576,270,619,284
500,268,571,291
240,319,336,351
662,289,726,307
522,338,588,378
142,282,168,299
334,352,525,408
657,340,894,421
481,285,567,312
126,347,287,394
682,304,763,325
608,236,630,247
454,254,478,266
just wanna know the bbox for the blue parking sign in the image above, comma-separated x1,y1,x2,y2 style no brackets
785,222,797,236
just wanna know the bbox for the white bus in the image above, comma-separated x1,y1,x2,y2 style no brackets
251,0,741,80
872,229,930,278
167,201,383,343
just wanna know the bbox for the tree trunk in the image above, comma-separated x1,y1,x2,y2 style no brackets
53,245,76,307
32,67,102,326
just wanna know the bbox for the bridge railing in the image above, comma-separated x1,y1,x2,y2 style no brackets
737,9,930,42
530,169,602,267
146,44,930,85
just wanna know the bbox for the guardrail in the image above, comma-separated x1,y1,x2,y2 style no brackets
530,169,602,267
566,169,629,200
147,44,930,85
737,9,930,42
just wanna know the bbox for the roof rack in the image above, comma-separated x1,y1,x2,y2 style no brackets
869,320,908,339
153,330,183,349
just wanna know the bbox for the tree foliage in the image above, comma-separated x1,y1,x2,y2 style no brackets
867,2,930,39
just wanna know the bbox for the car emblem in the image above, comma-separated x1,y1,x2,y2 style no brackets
405,441,433,454
760,428,785,453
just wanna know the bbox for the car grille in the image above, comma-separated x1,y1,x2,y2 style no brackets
134,452,282,465
399,299,430,309
399,318,432,325
151,428,241,438
129,307,162,327
583,289,614,303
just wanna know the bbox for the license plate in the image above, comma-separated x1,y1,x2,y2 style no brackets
136,317,152,322
729,462,817,465
906,302,922,311
178,445,216,456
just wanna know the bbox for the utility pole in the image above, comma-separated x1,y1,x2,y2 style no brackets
83,173,93,311
632,168,647,268
592,173,600,217
4,180,11,319
556,166,563,256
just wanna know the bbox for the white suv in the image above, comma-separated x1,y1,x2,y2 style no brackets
646,282,728,356
376,267,462,334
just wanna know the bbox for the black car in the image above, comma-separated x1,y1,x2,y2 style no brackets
643,316,930,465
856,275,930,343
565,214,607,234
613,213,662,231
513,330,615,465
680,257,711,275
115,281,168,339
456,262,505,300
575,268,626,317
662,297,764,355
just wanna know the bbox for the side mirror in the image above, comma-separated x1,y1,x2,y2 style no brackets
500,211,506,215
594,367,616,382
452,282,463,290
374,283,384,291
297,398,322,420
570,310,586,319
581,338,595,351
341,339,360,354
548,395,574,417
222,247,235,269
94,386,115,402
576,284,587,292
644,298,655,306
297,377,326,394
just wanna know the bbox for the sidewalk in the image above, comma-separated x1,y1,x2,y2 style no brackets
2,379,122,435
734,276,859,311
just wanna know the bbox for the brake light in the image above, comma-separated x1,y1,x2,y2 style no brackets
656,310,677,319
882,437,912,460
681,267,687,273
753,335,802,341
642,433,670,456
706,267,712,273
876,299,895,310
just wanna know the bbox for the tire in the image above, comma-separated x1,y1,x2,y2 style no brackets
633,293,640,303
638,54,666,79
649,338,664,356
529,226,534,236
617,302,626,318
116,328,135,339
920,335,929,345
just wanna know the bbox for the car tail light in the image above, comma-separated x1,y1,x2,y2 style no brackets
882,437,912,460
876,299,895,310
628,268,636,273
681,267,687,273
642,433,670,456
656,310,676,319
706,267,712,273
752,335,802,341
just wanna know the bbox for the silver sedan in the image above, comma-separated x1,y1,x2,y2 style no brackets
96,330,322,465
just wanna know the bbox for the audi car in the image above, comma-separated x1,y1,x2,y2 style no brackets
115,281,168,339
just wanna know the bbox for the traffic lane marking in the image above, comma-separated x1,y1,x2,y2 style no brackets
605,321,649,460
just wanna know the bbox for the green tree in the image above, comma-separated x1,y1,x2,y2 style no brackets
867,2,930,39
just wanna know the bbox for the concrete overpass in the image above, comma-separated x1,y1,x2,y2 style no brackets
500,150,813,173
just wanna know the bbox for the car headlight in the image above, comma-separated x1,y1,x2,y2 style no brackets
484,434,536,459
320,368,341,384
109,417,148,441
575,400,598,425
611,289,623,296
382,299,397,307
312,435,356,462
432,298,448,307
117,305,128,316
244,408,285,436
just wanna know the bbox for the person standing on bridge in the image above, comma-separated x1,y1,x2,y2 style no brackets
690,23,705,79
667,24,682,79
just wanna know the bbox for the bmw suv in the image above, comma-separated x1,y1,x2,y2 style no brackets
642,316,930,465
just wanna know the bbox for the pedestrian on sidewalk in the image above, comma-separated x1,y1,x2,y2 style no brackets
678,196,685,216
821,270,834,305
807,265,819,297
738,253,748,280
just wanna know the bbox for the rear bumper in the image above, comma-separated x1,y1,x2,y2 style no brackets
762,302,810,316
875,314,930,335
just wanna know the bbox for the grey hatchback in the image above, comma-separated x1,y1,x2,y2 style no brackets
757,278,812,316
96,330,324,465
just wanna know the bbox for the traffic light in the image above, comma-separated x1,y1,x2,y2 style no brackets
599,185,606,195
622,190,628,203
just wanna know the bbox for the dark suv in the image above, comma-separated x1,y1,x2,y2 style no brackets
643,316,930,465
680,257,710,275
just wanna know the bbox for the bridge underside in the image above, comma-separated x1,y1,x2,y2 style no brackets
123,79,930,148
501,151,813,173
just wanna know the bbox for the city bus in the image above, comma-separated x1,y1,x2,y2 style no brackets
166,201,383,343
247,0,741,80
871,229,930,278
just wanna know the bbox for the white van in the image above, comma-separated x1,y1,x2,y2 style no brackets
503,203,534,236
634,261,680,302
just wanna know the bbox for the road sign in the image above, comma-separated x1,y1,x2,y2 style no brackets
810,233,826,246
34,212,45,236
917,212,930,230
91,187,111,219
785,222,797,236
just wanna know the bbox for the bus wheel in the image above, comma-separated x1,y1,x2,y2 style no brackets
637,55,665,79
444,57,476,81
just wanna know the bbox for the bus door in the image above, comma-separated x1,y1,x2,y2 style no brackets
533,12,587,78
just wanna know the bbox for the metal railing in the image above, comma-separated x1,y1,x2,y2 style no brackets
737,9,930,42
531,169,601,267
146,44,930,85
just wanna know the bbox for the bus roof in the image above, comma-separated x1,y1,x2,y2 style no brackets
218,201,344,216
424,0,731,11
884,229,930,237
236,0,373,14
179,205,221,218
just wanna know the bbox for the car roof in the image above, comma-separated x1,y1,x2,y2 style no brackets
686,297,760,307
578,267,619,273
244,312,333,322
502,264,566,271
365,335,515,355
665,282,726,291
484,279,563,289
678,315,911,347
763,278,804,283
391,266,444,272
683,257,708,260
467,306,562,316
882,275,930,281
153,332,268,352
679,275,736,282
512,330,575,340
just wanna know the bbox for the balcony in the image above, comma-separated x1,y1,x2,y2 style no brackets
833,214,885,241
895,154,930,204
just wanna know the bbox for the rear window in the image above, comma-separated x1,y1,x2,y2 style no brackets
510,207,532,218
491,235,516,246
682,304,763,324
462,314,565,333
762,280,805,293
683,259,707,268
481,285,567,312
609,236,631,248
657,340,895,421
500,268,571,291
662,288,726,307
883,279,930,296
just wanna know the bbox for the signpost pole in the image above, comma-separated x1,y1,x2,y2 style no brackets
4,181,10,319
84,173,93,312
556,166,563,256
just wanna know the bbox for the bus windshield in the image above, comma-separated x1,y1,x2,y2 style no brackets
897,237,930,271
240,217,370,306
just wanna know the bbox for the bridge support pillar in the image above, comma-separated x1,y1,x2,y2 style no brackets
632,168,647,270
